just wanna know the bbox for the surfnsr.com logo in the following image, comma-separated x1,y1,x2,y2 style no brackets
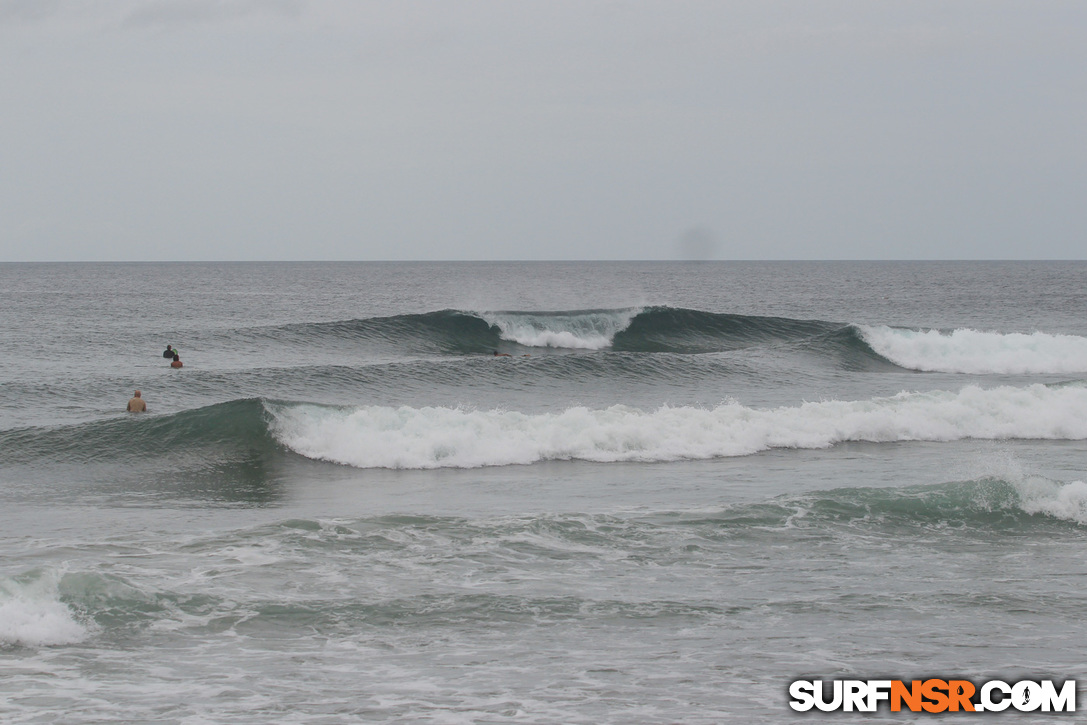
789,679,1076,713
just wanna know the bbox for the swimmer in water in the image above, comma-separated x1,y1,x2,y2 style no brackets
127,390,147,412
171,353,183,368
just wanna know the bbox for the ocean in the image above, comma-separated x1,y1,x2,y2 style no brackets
1,260,1085,723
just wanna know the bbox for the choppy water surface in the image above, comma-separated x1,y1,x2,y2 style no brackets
2,261,1086,723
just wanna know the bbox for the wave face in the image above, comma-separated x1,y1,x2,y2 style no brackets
859,326,1087,374
258,307,844,355
253,309,641,354
704,475,1087,530
267,383,1087,469
275,310,497,355
0,399,275,465
799,476,1087,529
613,308,840,353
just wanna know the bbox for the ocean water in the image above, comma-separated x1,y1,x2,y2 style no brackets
1,260,1086,723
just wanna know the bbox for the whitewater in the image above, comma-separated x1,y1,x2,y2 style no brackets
859,324,1087,374
268,383,1087,469
2,261,1086,723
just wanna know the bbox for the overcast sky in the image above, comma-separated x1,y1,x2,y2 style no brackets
1,0,1084,261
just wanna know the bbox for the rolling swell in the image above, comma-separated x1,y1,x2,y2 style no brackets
775,478,1087,530
226,307,1037,373
0,399,277,466
613,308,841,353
669,477,1087,531
276,310,497,355
242,307,851,355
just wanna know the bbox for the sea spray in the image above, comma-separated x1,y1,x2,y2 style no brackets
959,450,1087,524
478,309,643,349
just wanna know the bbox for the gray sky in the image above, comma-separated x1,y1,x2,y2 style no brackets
1,0,1084,261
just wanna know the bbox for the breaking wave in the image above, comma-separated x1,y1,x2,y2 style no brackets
267,383,1087,469
0,569,88,648
478,309,642,350
8,383,1087,473
859,326,1087,374
233,308,1087,372
248,307,842,354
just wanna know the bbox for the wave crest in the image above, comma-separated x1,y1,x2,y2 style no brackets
252,307,842,355
775,475,1087,529
479,309,641,350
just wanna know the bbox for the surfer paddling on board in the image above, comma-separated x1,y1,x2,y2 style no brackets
493,350,511,357
127,390,147,412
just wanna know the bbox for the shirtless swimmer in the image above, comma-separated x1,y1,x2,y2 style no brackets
127,390,147,412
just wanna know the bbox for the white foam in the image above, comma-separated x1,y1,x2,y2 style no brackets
859,325,1087,374
0,570,88,647
477,309,641,349
1014,478,1087,524
961,452,1087,524
267,384,1087,469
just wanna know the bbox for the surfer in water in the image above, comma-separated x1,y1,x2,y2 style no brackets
127,390,147,412
493,350,511,357
163,345,176,359
171,353,183,369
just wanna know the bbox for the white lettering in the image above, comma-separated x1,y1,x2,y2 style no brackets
790,677,1075,713
981,680,1011,712
813,680,843,712
1040,680,1076,712
843,680,869,712
788,680,816,712
866,680,892,711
